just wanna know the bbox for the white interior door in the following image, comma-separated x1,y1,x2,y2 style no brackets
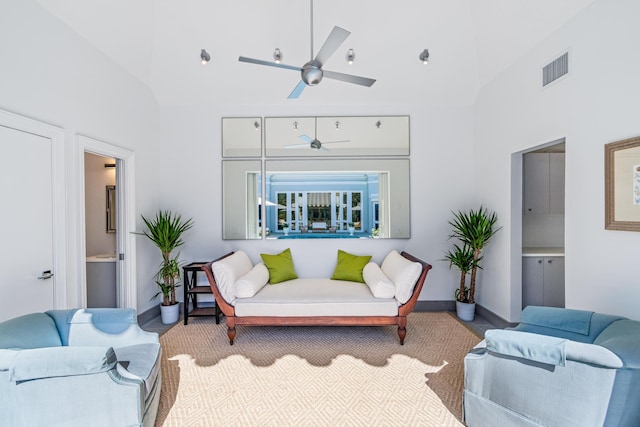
0,125,56,321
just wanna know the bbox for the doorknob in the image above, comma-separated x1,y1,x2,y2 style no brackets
38,270,54,280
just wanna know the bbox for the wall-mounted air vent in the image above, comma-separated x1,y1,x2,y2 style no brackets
542,52,569,87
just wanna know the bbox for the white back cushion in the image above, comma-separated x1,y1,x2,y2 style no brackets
211,250,253,305
362,262,395,298
381,250,422,304
234,263,269,298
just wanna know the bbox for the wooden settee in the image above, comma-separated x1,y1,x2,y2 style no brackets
201,250,432,345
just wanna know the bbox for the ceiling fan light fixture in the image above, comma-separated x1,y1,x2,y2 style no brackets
346,48,355,64
419,49,429,64
200,49,210,64
273,48,283,64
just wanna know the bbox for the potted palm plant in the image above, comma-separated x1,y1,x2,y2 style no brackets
446,206,500,321
139,210,194,324
443,243,475,320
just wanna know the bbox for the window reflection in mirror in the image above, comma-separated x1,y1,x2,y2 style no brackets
263,159,409,239
267,174,377,238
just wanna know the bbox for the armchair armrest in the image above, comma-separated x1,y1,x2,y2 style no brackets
8,346,117,382
485,330,622,368
65,309,159,347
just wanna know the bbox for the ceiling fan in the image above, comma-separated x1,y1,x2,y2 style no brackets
285,134,350,151
238,0,376,99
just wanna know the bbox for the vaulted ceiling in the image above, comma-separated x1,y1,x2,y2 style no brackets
35,0,596,106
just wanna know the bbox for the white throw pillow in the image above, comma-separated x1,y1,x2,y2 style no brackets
234,263,269,298
362,262,395,298
381,250,422,304
211,250,253,305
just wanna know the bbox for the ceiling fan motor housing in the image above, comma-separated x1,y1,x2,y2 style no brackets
302,62,323,85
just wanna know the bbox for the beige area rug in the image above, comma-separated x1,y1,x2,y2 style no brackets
155,312,481,427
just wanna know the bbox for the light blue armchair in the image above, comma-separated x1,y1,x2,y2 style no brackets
464,306,640,427
0,308,162,427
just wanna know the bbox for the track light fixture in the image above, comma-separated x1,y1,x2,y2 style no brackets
200,49,210,64
273,48,283,64
419,49,429,64
346,48,355,64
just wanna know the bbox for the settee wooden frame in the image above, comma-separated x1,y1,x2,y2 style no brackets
201,251,432,345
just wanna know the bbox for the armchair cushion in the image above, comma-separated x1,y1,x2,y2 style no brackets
513,306,626,343
0,313,62,349
9,346,117,382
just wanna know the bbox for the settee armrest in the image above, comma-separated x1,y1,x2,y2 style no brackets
7,346,117,383
485,329,623,368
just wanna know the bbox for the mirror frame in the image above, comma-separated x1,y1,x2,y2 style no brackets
106,185,116,233
605,135,640,231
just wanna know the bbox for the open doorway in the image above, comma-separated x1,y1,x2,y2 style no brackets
521,140,565,309
79,135,137,310
84,152,117,307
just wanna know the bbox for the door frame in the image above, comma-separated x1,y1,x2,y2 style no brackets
77,135,137,309
0,108,67,310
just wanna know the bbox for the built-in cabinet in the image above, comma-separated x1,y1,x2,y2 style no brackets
522,253,565,308
523,153,565,214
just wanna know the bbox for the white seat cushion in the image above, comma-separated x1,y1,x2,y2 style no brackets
234,278,398,317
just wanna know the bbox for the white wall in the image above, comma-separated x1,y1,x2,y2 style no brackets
140,104,475,312
1,0,159,308
473,0,640,321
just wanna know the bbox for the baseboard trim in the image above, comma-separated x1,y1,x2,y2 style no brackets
414,300,456,312
414,300,515,329
137,305,160,325
475,304,516,329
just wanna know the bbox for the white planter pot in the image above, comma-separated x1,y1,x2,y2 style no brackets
283,227,289,236
456,301,476,322
348,226,355,235
160,303,180,324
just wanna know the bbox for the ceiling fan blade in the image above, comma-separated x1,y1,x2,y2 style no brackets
298,134,313,143
288,80,307,99
323,70,376,87
318,140,350,144
239,56,301,72
314,26,350,67
284,143,312,148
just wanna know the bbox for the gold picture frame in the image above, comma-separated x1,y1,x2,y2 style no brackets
605,136,640,231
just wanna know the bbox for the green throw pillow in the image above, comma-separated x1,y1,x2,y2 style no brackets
331,249,372,283
260,248,298,284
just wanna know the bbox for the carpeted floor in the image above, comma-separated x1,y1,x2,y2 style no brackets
155,312,481,426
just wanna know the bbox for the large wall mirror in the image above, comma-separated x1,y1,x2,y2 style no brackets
221,115,411,240
222,117,262,157
265,116,409,157
222,159,410,239
222,160,262,239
